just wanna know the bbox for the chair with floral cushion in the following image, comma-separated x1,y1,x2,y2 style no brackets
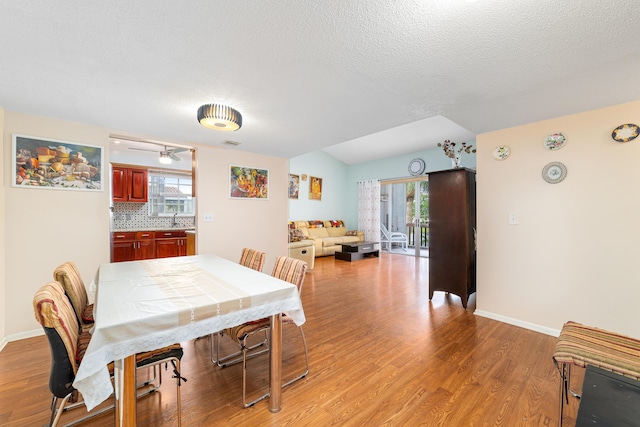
34,281,185,427
223,256,309,407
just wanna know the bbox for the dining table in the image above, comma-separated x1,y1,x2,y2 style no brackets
73,254,306,426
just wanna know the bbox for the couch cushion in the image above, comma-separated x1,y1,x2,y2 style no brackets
307,228,329,239
322,236,349,246
327,227,347,237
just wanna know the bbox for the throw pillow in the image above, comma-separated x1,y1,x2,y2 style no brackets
328,220,345,228
289,229,304,242
346,230,358,236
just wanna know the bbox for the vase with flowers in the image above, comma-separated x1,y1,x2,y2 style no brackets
437,139,476,168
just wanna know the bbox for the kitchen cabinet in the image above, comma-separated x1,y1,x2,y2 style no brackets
154,230,187,258
111,231,155,262
186,231,196,255
112,166,148,202
428,168,476,308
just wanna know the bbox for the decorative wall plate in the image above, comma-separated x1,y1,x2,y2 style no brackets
408,158,426,176
544,133,567,150
542,162,567,184
492,145,511,160
612,123,639,143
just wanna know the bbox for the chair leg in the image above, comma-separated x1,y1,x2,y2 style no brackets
283,326,309,388
240,324,309,408
241,336,269,408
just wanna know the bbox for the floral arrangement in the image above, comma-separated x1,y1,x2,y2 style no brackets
437,140,476,168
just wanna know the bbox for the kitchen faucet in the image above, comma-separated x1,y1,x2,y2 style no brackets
172,212,178,227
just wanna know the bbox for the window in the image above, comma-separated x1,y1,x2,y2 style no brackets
148,171,195,216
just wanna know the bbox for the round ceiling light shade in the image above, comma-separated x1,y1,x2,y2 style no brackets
197,104,242,131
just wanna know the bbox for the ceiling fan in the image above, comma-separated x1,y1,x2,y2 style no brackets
127,144,190,164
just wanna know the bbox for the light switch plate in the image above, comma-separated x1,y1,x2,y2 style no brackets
508,213,518,225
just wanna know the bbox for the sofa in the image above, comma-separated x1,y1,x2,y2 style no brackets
289,220,364,257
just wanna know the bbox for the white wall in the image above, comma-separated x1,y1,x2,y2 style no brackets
476,100,640,339
1,110,289,343
0,109,6,347
193,145,289,274
3,111,111,340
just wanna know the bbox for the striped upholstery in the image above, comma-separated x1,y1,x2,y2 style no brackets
239,248,266,272
53,261,94,326
553,321,640,379
226,256,307,342
271,256,307,291
34,281,81,374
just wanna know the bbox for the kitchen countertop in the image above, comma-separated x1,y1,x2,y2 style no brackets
112,227,196,233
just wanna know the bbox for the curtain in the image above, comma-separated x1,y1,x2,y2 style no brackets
358,180,381,242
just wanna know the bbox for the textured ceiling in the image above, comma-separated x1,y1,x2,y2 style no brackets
1,1,640,165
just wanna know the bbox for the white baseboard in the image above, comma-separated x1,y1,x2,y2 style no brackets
0,329,44,352
474,310,561,337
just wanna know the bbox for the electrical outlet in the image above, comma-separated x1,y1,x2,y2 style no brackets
203,213,213,222
508,213,518,225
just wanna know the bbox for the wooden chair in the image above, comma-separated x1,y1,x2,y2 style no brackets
223,256,309,407
34,281,185,427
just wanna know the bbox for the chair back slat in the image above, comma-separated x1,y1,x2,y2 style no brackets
239,248,266,272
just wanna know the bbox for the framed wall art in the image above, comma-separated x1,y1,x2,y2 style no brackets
12,134,103,191
289,174,300,200
229,165,269,199
309,176,322,200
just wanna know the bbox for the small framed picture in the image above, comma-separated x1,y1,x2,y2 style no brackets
309,176,322,200
229,165,269,199
12,134,103,191
289,174,300,199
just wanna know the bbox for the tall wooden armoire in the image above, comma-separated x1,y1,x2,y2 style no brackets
428,168,476,308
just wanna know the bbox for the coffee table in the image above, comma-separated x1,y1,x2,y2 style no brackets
335,241,380,262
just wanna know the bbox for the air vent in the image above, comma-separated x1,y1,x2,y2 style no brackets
223,140,241,146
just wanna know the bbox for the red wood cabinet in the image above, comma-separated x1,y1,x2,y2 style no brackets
111,231,156,262
112,166,148,202
155,231,187,258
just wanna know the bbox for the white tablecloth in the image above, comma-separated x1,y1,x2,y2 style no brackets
73,254,305,410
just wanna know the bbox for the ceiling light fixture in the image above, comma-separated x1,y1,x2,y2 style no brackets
197,104,242,131
159,151,172,164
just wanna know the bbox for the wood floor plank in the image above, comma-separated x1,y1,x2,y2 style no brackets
0,253,574,426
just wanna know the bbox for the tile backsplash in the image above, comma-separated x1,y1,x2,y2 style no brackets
112,202,195,231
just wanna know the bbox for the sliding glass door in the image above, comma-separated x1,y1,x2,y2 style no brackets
380,177,429,257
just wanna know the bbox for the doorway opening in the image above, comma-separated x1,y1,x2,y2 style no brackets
380,177,429,257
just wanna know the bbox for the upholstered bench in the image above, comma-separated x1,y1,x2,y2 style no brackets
552,321,640,426
288,239,315,270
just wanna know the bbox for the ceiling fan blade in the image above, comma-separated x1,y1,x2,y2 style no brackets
170,153,182,161
170,147,190,154
128,147,158,152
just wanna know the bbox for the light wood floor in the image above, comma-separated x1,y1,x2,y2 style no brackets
0,253,582,426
